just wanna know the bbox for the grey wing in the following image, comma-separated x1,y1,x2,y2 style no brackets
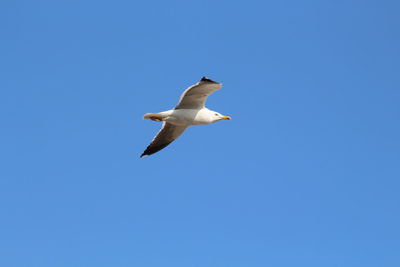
175,77,222,109
140,123,189,157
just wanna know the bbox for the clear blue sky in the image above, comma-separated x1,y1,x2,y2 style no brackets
1,0,399,266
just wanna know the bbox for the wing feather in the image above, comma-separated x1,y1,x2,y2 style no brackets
175,77,222,109
140,123,188,157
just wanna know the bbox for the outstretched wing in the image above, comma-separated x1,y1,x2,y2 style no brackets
175,77,222,110
140,123,189,157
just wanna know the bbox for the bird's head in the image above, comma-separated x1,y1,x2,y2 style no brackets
212,111,231,122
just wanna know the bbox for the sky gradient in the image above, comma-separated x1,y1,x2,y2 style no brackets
1,0,400,266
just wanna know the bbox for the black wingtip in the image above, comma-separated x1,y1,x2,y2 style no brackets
140,142,172,158
140,151,150,158
200,77,218,83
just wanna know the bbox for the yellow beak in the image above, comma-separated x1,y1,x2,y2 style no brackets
220,116,231,120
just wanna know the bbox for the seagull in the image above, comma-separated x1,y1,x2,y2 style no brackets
141,77,231,157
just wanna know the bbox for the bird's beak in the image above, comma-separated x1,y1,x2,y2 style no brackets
220,116,231,120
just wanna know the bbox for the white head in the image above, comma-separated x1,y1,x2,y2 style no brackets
210,110,231,123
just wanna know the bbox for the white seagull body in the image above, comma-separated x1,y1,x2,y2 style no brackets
141,77,231,157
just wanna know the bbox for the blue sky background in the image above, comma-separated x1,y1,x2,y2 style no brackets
1,0,399,266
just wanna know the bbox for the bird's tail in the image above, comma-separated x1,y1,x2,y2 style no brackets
143,113,163,121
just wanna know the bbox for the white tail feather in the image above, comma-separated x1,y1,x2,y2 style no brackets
143,113,163,120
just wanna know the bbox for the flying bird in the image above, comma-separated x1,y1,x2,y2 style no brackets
141,77,231,157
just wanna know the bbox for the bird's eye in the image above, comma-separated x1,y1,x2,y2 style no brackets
215,113,219,116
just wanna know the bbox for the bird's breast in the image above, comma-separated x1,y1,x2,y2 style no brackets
166,109,211,126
